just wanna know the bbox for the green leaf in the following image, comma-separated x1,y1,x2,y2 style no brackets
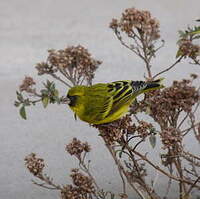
42,97,49,108
54,89,59,97
20,106,27,120
149,134,156,148
50,83,55,91
16,91,23,101
41,89,48,95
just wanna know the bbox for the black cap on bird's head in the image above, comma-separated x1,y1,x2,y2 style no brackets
65,94,77,106
65,86,85,107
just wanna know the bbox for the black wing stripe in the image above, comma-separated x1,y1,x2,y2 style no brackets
113,85,129,99
108,88,113,92
113,88,132,105
124,89,132,97
114,83,122,90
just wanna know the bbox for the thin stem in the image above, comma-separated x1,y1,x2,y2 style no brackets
33,173,62,191
182,122,200,136
184,176,200,198
106,145,127,195
139,32,152,78
49,73,72,88
178,112,189,129
78,157,100,191
104,141,146,199
182,150,200,161
32,180,58,190
131,149,200,189
153,56,184,79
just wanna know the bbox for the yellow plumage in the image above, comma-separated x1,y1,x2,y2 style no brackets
66,79,164,124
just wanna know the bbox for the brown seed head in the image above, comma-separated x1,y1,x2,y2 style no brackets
110,7,160,41
178,39,200,59
19,76,36,92
66,138,91,157
94,115,136,145
36,45,102,85
70,169,95,194
24,153,45,176
160,127,183,151
138,78,200,127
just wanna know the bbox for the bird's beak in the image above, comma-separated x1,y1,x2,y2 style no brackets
62,96,71,104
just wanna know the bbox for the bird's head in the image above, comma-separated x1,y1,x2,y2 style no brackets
64,86,85,107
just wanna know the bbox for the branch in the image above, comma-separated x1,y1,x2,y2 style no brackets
104,142,146,199
78,156,100,191
153,56,184,79
131,149,200,188
49,73,72,88
184,176,200,198
33,173,62,191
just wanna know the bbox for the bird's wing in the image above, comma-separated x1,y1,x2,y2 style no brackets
85,84,114,121
106,81,134,115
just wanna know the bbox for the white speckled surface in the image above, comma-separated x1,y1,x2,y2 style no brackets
0,0,200,198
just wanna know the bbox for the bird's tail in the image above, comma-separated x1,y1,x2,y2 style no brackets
144,78,165,92
131,78,164,94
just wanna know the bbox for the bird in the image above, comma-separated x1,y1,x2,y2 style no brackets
65,78,164,125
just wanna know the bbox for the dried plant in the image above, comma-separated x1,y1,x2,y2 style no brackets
110,7,163,78
15,7,200,199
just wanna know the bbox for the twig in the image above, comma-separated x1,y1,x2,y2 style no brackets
184,176,200,198
106,144,127,195
182,151,200,161
104,141,146,199
31,180,59,190
182,122,200,136
49,73,72,88
153,56,184,79
32,173,62,191
131,149,200,188
78,157,100,191
132,139,145,151
178,112,189,129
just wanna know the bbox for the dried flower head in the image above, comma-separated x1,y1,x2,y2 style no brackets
178,39,200,59
24,153,45,176
110,7,160,40
61,169,95,199
136,121,153,138
19,76,36,93
61,185,81,199
137,78,200,128
94,115,136,145
66,138,91,157
160,127,183,151
70,169,95,194
36,45,102,85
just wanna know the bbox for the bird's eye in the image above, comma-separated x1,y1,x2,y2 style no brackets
67,95,77,106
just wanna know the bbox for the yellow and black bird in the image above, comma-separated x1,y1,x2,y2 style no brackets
65,78,164,124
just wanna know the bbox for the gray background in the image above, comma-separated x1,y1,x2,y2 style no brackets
0,0,200,198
